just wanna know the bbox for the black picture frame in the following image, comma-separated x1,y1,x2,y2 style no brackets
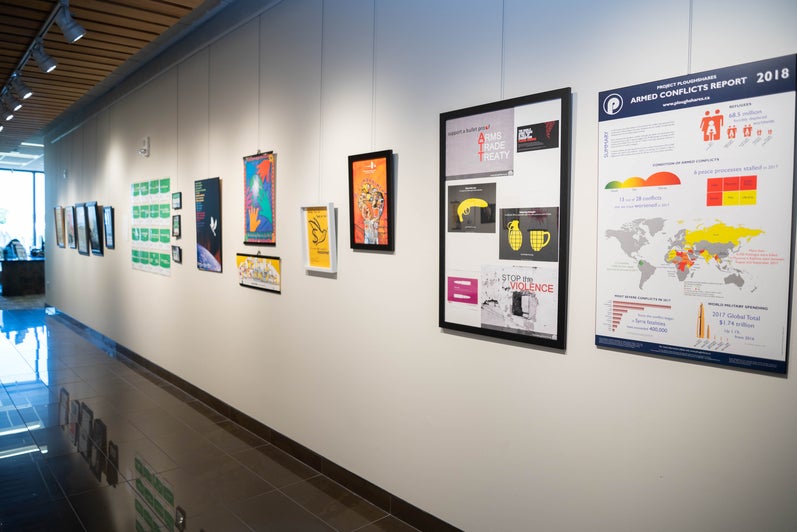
439,88,572,349
75,203,89,256
65,205,77,249
86,202,103,255
103,206,115,249
172,214,181,238
348,149,395,251
54,206,65,248
172,245,182,263
172,191,182,210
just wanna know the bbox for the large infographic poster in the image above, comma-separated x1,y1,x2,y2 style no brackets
596,55,796,374
440,89,571,349
131,178,171,276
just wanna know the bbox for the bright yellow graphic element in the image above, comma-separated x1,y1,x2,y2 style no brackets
507,220,522,250
529,230,551,251
305,207,330,269
457,198,488,222
684,222,763,249
697,302,706,338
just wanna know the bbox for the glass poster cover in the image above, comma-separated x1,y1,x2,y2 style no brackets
439,89,572,349
348,150,394,251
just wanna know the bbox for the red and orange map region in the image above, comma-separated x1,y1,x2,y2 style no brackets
706,175,757,206
604,171,681,189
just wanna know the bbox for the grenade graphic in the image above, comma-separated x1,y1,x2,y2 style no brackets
507,220,522,250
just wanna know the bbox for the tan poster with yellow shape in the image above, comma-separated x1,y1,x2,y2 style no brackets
301,203,337,272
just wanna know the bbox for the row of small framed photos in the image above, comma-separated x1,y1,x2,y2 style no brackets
54,203,114,256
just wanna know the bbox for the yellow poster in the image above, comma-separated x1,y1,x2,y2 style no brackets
305,206,330,269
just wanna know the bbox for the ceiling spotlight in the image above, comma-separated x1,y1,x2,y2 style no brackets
10,76,33,100
31,42,57,73
2,93,23,113
1,103,13,122
54,1,86,43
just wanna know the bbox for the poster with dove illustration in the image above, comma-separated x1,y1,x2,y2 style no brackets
195,177,222,272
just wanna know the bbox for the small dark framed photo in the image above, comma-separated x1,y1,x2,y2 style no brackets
172,214,181,238
172,245,182,263
172,192,182,210
103,206,115,249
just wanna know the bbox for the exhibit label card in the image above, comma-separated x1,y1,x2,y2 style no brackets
595,55,796,374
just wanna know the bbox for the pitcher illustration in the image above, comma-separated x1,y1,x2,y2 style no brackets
529,229,551,251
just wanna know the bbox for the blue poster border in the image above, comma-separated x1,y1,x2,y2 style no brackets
599,55,796,122
596,54,796,375
596,335,786,374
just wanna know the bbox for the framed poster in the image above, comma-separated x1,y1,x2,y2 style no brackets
86,201,103,256
75,203,89,256
595,54,796,374
243,151,276,244
172,192,182,210
172,215,181,238
172,245,182,263
195,177,222,272
439,88,572,349
236,253,281,293
300,203,337,273
103,206,115,249
54,206,65,248
65,205,76,249
348,150,394,251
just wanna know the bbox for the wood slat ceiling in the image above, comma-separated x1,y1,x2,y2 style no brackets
0,0,216,156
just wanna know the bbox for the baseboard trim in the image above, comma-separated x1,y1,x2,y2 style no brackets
53,310,459,532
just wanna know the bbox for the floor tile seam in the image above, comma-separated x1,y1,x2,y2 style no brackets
273,480,365,532
224,484,338,532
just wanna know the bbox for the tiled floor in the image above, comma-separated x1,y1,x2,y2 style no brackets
0,295,419,531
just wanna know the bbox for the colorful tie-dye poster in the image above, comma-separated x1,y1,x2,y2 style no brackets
243,151,276,244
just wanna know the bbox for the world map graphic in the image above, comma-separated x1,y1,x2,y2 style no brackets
605,218,764,290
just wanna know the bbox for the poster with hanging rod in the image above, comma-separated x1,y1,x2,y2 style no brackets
595,54,796,374
439,88,572,349
243,151,276,245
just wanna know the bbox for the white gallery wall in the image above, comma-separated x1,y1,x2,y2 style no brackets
44,0,797,530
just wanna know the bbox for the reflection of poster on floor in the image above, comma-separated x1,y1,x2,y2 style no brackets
131,178,171,276
195,177,222,272
595,54,796,374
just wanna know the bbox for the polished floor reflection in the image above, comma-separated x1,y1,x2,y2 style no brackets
0,303,418,531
